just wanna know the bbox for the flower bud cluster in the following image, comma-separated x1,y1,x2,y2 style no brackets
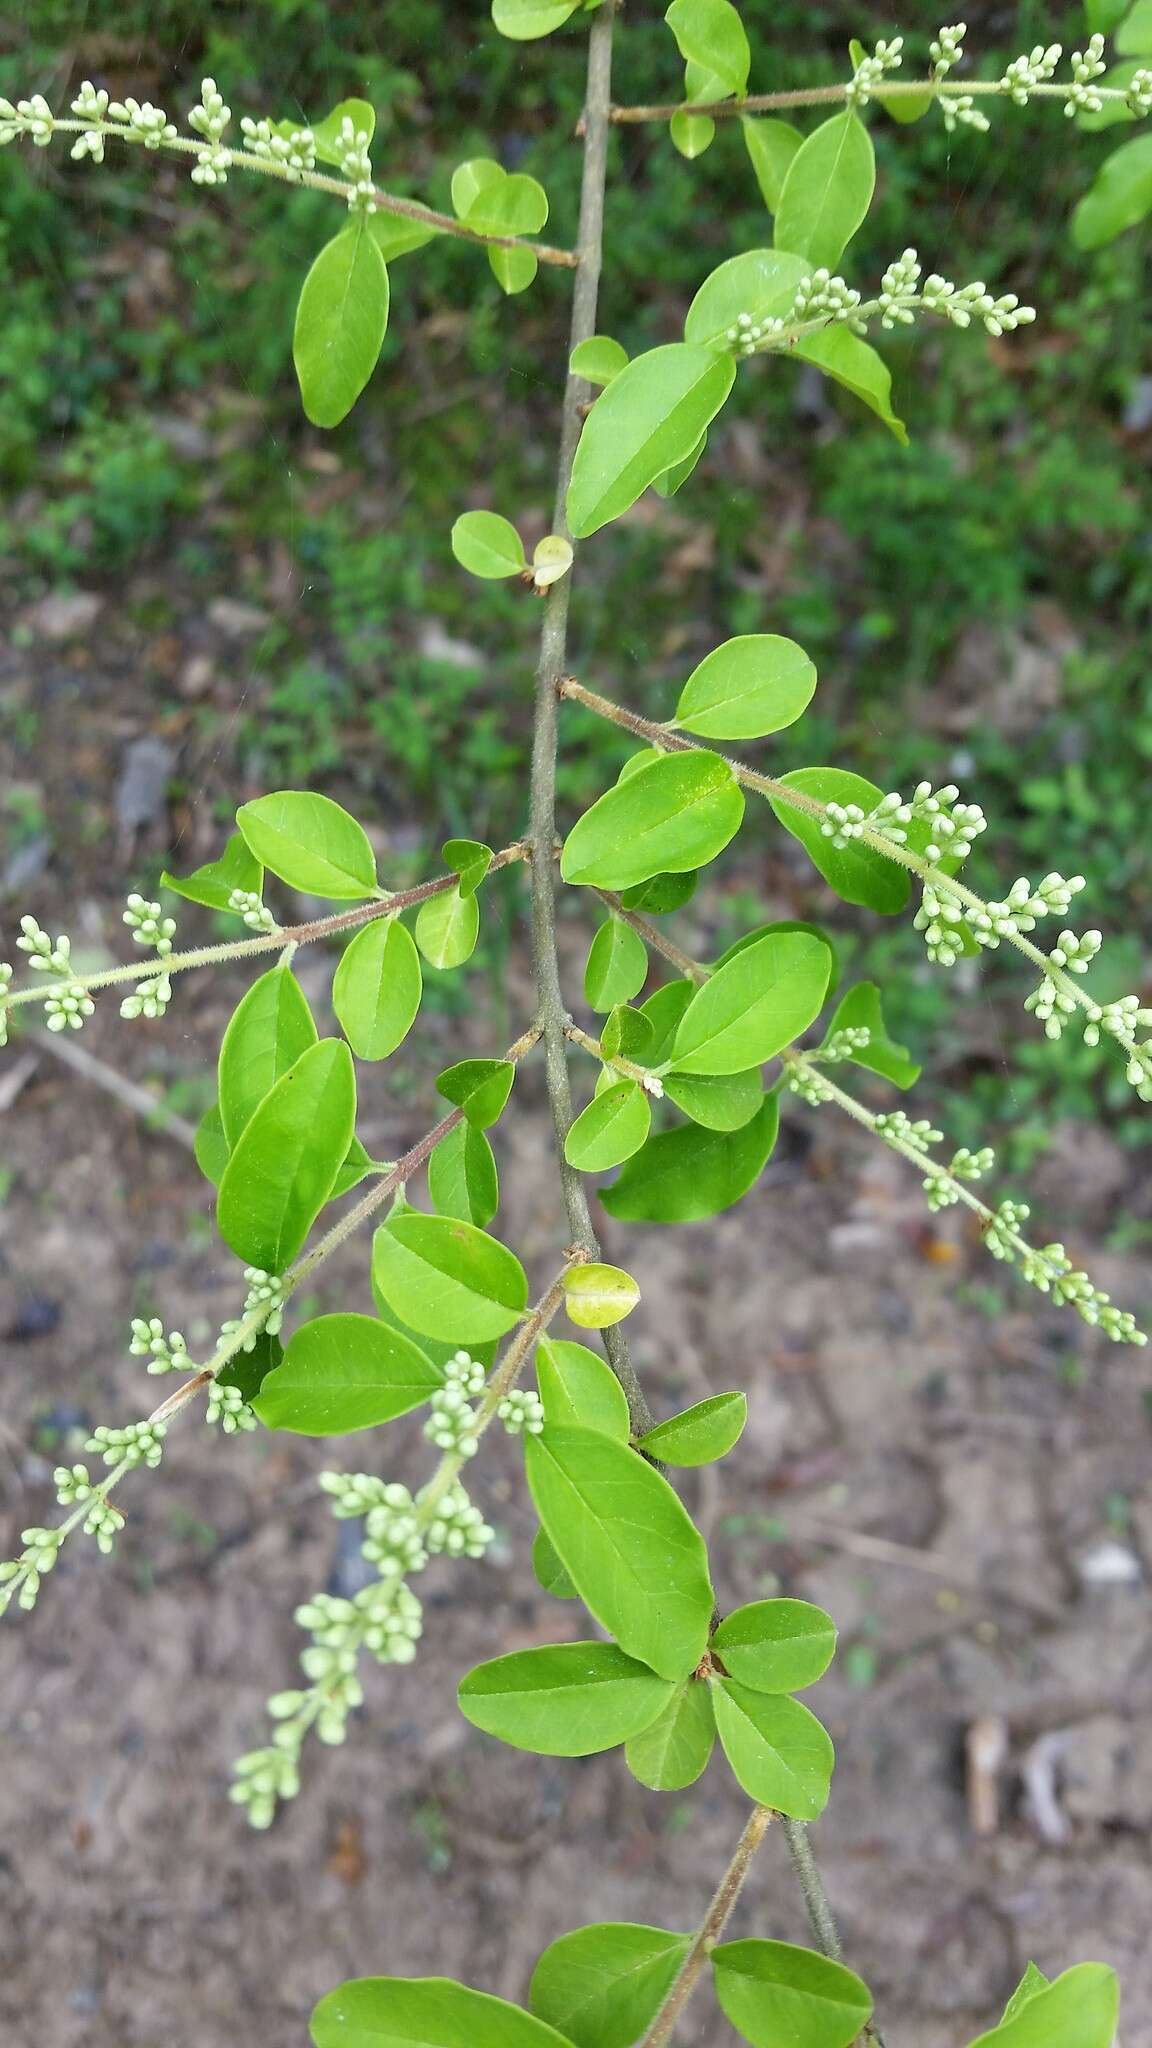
228,887,277,933
1001,43,1063,106
0,95,55,147
1129,70,1152,117
239,116,316,179
823,780,986,862
876,252,1036,337
54,1465,125,1550
874,1111,944,1155
497,1389,545,1436
1064,36,1107,116
120,972,172,1022
243,1267,285,1336
423,1350,487,1456
921,1144,994,1211
0,1528,64,1613
205,1381,258,1433
188,77,232,185
129,1316,191,1374
784,1063,834,1106
337,116,375,210
968,872,1085,949
123,894,176,955
17,916,71,973
821,1025,872,1065
846,36,904,108
85,1419,167,1470
930,23,967,78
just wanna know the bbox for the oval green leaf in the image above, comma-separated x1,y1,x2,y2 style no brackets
795,327,907,445
669,931,832,1075
535,1336,632,1442
311,1977,573,2048
711,1679,834,1819
161,831,262,913
451,510,526,579
529,1923,692,2048
333,918,422,1062
821,981,920,1089
663,1067,763,1131
570,334,630,386
711,1598,838,1692
774,110,876,272
674,634,817,740
458,1641,673,1755
584,917,649,1011
236,790,378,901
665,0,750,98
533,1524,578,1599
741,116,803,213
711,1939,872,2048
293,220,389,429
415,885,479,968
428,1120,499,1227
564,1261,641,1329
1071,133,1152,247
769,768,911,915
254,1311,441,1435
217,1039,356,1271
965,1963,1119,2048
684,247,810,351
562,751,744,891
637,1392,747,1467
625,1678,716,1791
601,1097,779,1224
567,343,736,537
435,1058,515,1129
493,0,579,39
371,1212,527,1342
565,1080,652,1172
218,965,318,1149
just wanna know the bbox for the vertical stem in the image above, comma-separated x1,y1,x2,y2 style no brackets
527,0,653,1436
781,1820,889,2048
638,1804,773,2048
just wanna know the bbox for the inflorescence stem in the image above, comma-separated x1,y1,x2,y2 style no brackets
609,75,1138,124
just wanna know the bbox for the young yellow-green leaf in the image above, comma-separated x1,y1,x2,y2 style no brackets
435,1057,515,1128
442,838,493,897
562,751,744,890
253,1311,441,1434
217,1039,356,1270
428,1119,499,1227
674,634,816,741
769,768,911,914
741,116,803,212
536,1335,632,1442
1071,132,1152,247
564,1261,640,1329
711,1939,872,2048
371,1212,527,1342
451,510,525,578
311,1978,574,2048
415,884,479,968
821,981,920,1089
1000,1964,1050,2024
711,1598,837,1692
529,1924,692,2048
194,1102,230,1188
293,220,389,429
625,1678,716,1790
570,334,630,386
1117,0,1152,52
795,327,908,445
684,247,810,352
371,1276,496,1377
669,930,832,1076
452,160,549,235
332,918,422,1062
565,1080,652,1172
532,535,574,589
670,111,716,159
603,1002,658,1064
711,1680,834,1819
652,428,708,497
964,1963,1119,2048
532,1524,578,1598
620,871,698,916
602,1097,779,1224
774,112,876,272
663,1068,763,1131
161,831,261,913
458,1642,673,1755
218,965,318,1149
236,790,378,900
637,1392,747,1467
567,344,736,536
367,212,440,261
493,0,579,37
309,97,375,168
525,1425,714,1678
638,981,696,1064
584,917,649,1010
488,243,539,294
665,0,750,98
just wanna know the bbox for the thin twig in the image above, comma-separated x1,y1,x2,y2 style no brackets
639,1804,773,2047
608,76,1136,124
526,0,653,1436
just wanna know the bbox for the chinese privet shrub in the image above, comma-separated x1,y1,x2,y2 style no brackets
0,8,1146,2045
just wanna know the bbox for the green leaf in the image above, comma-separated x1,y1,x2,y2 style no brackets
489,244,539,294
711,1680,834,1819
218,965,318,1149
1087,0,1131,30
525,1425,715,1678
311,1977,574,2048
161,832,261,913
1072,132,1152,247
330,1133,378,1198
450,157,504,218
663,1068,763,1131
562,751,744,890
674,635,817,740
625,1679,716,1790
821,982,920,1088
603,1003,658,1063
638,981,696,1064
711,1598,838,1691
459,1642,673,1755
795,327,907,444
194,1102,230,1188
453,160,549,236
684,247,810,352
309,98,375,168
665,0,750,98
367,212,440,261
533,1524,578,1598
768,768,910,914
741,117,803,212
217,1040,356,1270
237,791,378,900
1001,1965,1050,2024
711,1939,872,2048
371,1275,497,1377
620,871,698,916
652,429,708,497
428,1119,499,1227
568,344,736,536
774,111,876,271
1117,0,1152,52
565,1081,652,1172
570,335,630,386
333,918,422,1062
254,1312,441,1435
442,838,494,897
669,930,832,1075
529,1923,692,2048
637,1392,747,1466
536,1335,632,1441
564,1261,641,1328
964,1963,1119,2048
602,1098,779,1223
415,885,479,969
293,220,390,429
450,510,526,578
584,917,649,1010
715,918,838,981
436,1058,515,1128
371,1212,527,1342
493,0,579,38
670,111,716,159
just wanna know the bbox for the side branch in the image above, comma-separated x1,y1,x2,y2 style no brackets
639,1804,773,2048
610,76,1142,124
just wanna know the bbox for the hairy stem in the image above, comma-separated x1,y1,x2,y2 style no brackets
638,1804,773,2048
610,76,1138,124
526,1,653,1436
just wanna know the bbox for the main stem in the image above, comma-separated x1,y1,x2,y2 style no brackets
527,1,653,1436
639,1804,773,2047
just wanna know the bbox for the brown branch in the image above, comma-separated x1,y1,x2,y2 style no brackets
639,1804,773,2047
